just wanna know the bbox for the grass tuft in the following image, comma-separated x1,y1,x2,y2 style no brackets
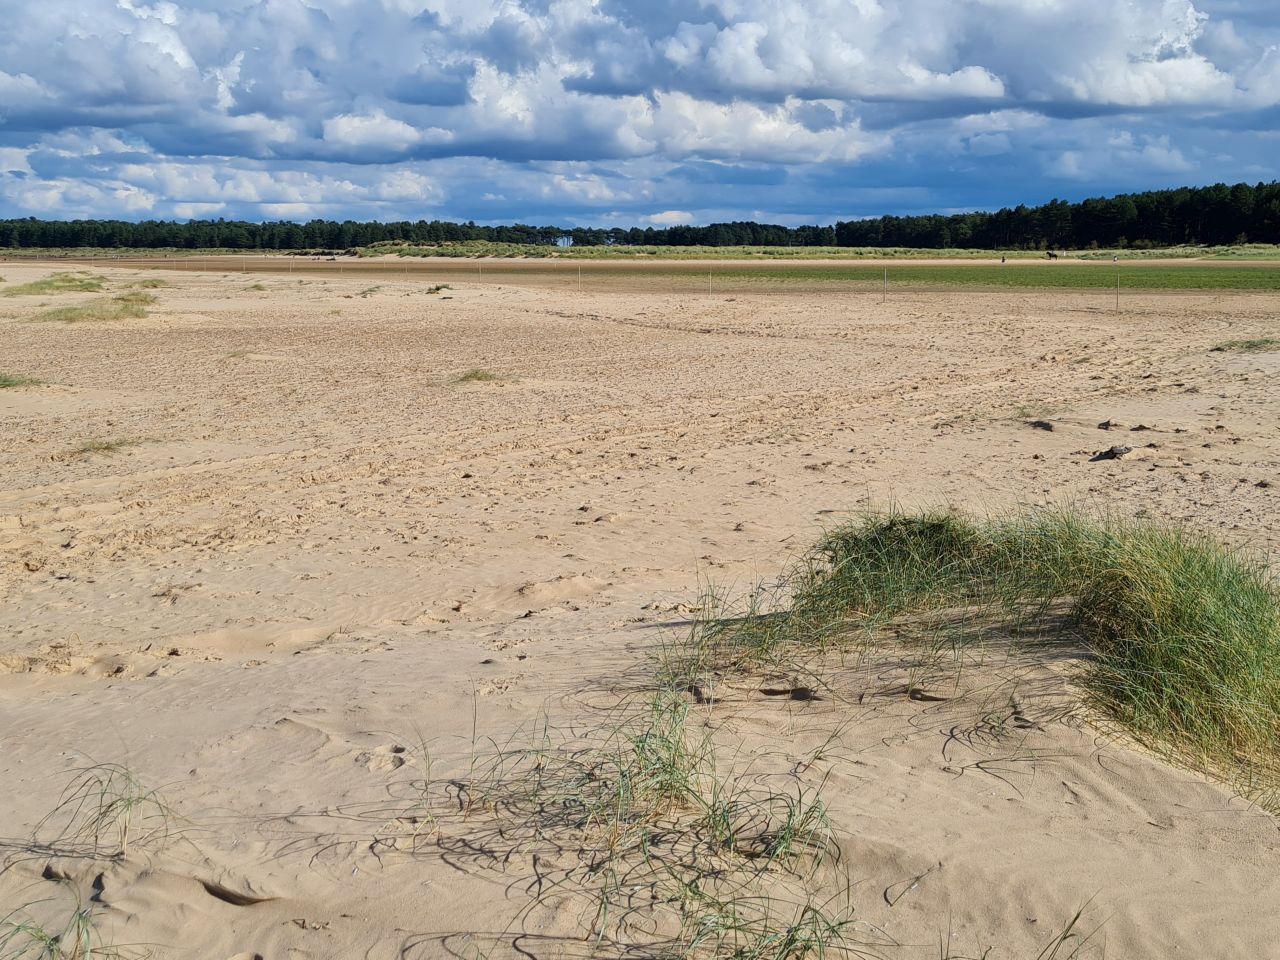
389,686,859,957
453,368,501,384
1210,338,1280,353
36,294,151,323
0,374,42,389
693,509,1280,807
111,291,156,309
0,882,145,959
34,762,174,860
64,439,139,459
2,273,106,297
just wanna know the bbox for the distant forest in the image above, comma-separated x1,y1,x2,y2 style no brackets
2,181,1277,251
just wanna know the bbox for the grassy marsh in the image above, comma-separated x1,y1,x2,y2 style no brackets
708,263,1280,290
361,240,1280,262
74,252,1280,292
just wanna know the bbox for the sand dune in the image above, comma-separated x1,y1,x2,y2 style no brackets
1,262,1277,958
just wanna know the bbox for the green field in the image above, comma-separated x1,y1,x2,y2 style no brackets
715,262,1280,290
363,240,1280,262
33,252,1280,293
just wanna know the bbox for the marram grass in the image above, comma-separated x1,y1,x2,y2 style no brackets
0,374,41,389
1211,338,1280,352
2,272,106,297
36,293,151,323
696,509,1280,805
452,368,500,384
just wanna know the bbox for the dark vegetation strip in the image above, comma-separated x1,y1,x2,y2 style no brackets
1,180,1277,251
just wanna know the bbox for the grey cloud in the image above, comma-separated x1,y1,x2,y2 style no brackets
0,0,1277,223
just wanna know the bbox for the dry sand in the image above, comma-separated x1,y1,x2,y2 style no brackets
1,261,1277,958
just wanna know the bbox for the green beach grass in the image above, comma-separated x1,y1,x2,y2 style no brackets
1211,338,1280,352
36,292,153,322
64,438,140,458
709,262,1280,290
452,368,501,384
0,374,41,389
682,509,1280,808
355,255,1280,291
362,239,1280,263
2,272,106,297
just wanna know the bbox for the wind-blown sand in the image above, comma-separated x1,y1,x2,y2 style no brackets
1,262,1277,958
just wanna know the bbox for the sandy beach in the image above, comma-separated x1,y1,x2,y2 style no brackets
2,260,1278,959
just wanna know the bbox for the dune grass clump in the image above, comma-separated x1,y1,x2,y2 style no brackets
391,686,857,958
36,293,151,323
0,884,141,960
64,438,139,459
2,272,106,297
34,763,173,861
1211,338,1280,353
453,368,500,384
135,278,167,289
111,291,155,310
0,374,41,389
695,510,1280,804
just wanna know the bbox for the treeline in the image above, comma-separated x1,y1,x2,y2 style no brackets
1,181,1277,251
835,182,1280,249
0,217,837,250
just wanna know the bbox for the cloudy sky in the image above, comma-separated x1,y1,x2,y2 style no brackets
1,0,1277,226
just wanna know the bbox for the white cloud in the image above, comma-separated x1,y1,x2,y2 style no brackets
171,201,226,218
1047,131,1195,180
543,174,622,203
645,210,695,226
644,93,885,164
323,110,432,152
0,0,1276,221
0,149,33,174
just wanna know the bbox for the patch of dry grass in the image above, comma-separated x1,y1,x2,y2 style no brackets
0,374,42,389
3,272,106,297
64,438,140,458
1211,338,1280,353
36,293,153,322
453,368,501,384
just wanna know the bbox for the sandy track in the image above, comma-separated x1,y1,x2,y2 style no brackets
1,263,1277,958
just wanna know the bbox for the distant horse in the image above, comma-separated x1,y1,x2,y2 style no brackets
1046,250,1058,259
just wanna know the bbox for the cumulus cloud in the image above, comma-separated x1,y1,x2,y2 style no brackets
1048,132,1196,180
0,0,1277,223
645,210,696,226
